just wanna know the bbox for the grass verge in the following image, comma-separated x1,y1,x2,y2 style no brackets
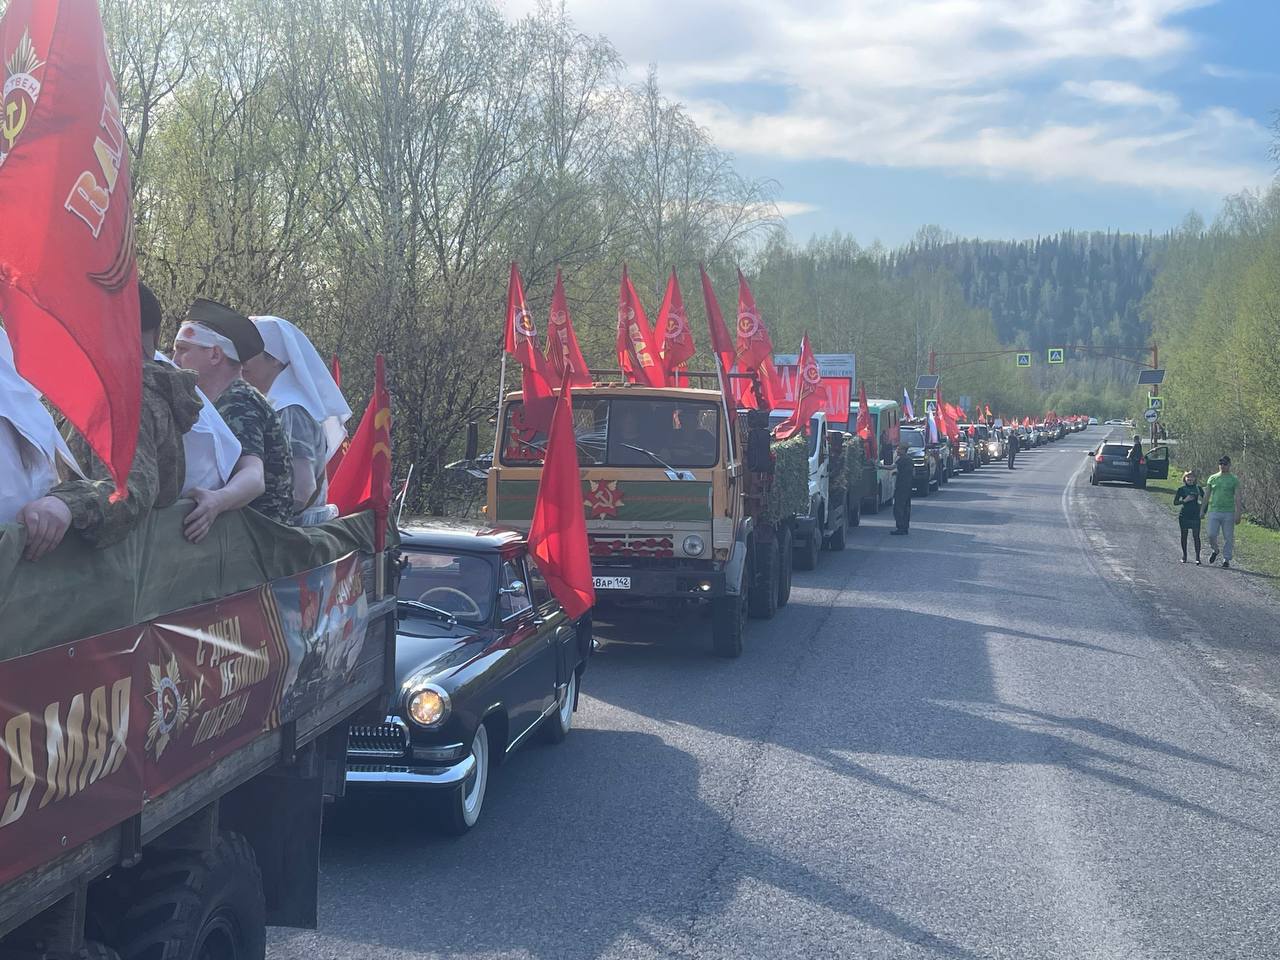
1144,468,1280,586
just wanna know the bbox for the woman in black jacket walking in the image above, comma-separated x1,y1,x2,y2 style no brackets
1173,470,1204,564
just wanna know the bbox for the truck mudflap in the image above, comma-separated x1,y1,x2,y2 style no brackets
592,566,726,599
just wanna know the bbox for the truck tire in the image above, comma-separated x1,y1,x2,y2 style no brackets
793,525,819,571
747,537,778,620
711,586,747,658
114,832,265,960
776,525,793,608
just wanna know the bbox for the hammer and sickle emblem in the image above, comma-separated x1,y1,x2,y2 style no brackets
3,98,29,152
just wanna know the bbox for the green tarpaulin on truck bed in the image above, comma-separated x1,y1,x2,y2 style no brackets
0,505,377,659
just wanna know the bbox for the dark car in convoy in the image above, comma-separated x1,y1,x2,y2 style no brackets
900,425,941,495
1088,441,1170,487
346,521,592,834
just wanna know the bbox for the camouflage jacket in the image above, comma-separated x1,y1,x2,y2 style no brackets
50,361,202,547
213,378,294,525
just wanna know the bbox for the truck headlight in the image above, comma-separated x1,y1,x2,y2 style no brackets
407,685,450,727
682,535,705,556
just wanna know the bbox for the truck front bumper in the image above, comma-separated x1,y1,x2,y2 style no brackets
592,565,726,599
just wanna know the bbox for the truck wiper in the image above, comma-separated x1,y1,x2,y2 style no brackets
619,443,695,481
396,599,458,625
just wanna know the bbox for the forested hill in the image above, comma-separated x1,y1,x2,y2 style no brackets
886,231,1165,351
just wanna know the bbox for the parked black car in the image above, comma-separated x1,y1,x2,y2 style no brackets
899,425,941,495
1088,442,1170,487
346,521,592,834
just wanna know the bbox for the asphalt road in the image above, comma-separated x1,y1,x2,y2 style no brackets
271,428,1280,960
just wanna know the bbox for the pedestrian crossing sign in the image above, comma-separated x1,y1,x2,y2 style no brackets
1047,348,1065,364
1148,395,1163,410
1016,353,1031,367
924,398,938,414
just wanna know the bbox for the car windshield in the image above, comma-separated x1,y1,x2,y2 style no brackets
397,549,494,623
502,397,719,468
900,428,925,448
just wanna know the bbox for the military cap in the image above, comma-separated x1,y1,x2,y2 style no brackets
182,298,264,362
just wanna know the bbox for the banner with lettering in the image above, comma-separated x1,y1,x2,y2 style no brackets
0,553,369,886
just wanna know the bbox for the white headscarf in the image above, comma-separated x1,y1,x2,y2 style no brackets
154,351,243,495
0,328,81,477
250,317,351,463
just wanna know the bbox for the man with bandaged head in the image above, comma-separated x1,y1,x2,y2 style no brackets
173,299,294,533
242,316,350,524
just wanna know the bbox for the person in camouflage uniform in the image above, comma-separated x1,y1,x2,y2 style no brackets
17,283,203,560
172,299,294,529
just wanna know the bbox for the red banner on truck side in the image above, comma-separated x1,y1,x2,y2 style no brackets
0,553,369,886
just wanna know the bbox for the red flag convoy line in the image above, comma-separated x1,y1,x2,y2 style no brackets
615,263,666,387
657,269,696,385
528,373,595,620
0,0,142,498
545,267,592,387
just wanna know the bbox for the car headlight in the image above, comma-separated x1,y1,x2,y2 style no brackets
682,534,705,556
407,685,450,727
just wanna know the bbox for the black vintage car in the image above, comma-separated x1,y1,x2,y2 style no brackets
345,520,592,834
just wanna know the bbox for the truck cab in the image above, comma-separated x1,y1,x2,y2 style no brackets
767,409,858,564
857,399,901,513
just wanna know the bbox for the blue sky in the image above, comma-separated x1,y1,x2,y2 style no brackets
507,0,1277,247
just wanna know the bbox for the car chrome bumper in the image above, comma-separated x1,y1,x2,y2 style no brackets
345,753,476,788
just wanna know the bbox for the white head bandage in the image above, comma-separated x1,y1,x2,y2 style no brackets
175,322,240,362
250,316,352,462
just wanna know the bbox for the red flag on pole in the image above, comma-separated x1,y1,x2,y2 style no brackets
699,264,736,375
544,268,591,387
0,0,141,497
657,270,695,385
329,354,393,549
505,262,555,428
528,373,595,620
773,334,824,440
615,264,664,387
735,270,782,408
855,381,876,464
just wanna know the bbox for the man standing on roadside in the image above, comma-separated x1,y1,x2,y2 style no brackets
890,441,913,535
1204,455,1243,569
1006,428,1020,470
1128,434,1143,485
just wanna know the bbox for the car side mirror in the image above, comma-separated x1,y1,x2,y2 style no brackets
465,421,479,461
498,580,526,597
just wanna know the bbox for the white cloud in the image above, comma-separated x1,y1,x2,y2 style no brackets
774,200,820,219
505,0,1271,197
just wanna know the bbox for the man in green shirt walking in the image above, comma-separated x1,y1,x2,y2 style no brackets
1203,455,1243,568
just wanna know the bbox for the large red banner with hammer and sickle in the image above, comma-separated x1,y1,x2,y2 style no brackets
0,0,142,496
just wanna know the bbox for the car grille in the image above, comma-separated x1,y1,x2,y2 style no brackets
348,717,408,759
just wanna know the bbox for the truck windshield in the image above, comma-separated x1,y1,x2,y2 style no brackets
900,428,925,447
501,397,719,468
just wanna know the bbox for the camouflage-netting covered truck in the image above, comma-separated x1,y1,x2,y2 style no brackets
0,506,397,960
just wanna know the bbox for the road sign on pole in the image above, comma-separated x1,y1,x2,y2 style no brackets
1144,408,1159,423
1148,395,1163,410
1047,348,1065,364
1016,352,1031,368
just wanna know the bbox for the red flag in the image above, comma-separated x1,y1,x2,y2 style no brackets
330,355,393,549
505,262,555,427
855,381,876,464
735,270,782,408
330,353,342,389
984,404,993,419
528,373,595,619
616,264,664,387
774,334,824,440
657,270,695,384
699,264,735,374
0,0,140,497
544,268,591,387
